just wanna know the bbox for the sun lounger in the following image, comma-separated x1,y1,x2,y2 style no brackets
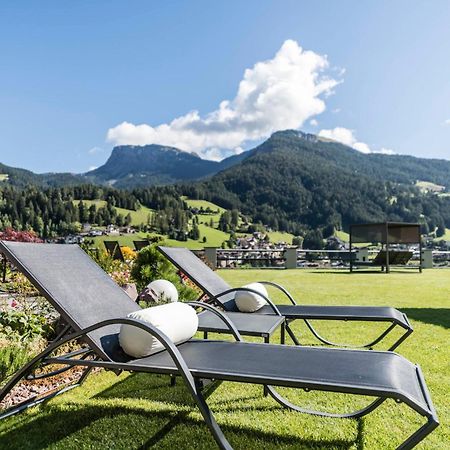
0,241,438,449
158,246,413,350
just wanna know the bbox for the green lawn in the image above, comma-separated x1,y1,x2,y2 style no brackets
1,270,448,449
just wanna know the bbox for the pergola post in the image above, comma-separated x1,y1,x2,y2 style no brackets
349,227,353,273
385,222,390,274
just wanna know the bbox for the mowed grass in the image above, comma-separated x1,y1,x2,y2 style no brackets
1,270,448,449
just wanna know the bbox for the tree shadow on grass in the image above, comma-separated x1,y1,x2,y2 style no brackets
400,308,450,329
0,402,361,450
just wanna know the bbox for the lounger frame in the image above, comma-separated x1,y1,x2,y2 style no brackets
0,303,438,450
0,242,438,449
159,246,413,350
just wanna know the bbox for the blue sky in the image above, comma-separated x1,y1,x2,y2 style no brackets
1,1,449,173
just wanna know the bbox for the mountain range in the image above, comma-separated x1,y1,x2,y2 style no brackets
1,130,449,234
181,131,449,232
1,130,450,190
84,144,249,188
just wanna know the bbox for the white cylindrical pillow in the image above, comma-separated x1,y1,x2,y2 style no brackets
147,279,179,303
234,282,269,312
119,302,198,358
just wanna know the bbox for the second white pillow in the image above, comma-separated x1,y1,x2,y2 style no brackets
234,282,268,312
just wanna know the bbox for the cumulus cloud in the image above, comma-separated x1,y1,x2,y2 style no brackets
318,127,371,154
88,146,104,155
107,40,340,159
318,127,398,155
445,119,450,125
378,147,396,155
309,119,318,126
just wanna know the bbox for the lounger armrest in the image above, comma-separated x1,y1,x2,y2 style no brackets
257,281,297,305
211,287,282,316
0,317,201,410
188,301,243,342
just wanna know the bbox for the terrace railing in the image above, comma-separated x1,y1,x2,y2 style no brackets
199,247,445,270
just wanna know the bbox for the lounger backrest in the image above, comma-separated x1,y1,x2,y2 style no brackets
158,246,238,311
104,240,124,261
133,240,150,251
372,250,387,265
0,241,140,361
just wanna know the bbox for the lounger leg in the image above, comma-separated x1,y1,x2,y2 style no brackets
266,385,386,419
388,327,414,352
285,322,301,345
263,335,270,397
280,322,286,345
302,319,412,350
397,416,439,450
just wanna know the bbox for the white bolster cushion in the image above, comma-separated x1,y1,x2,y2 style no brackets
119,302,198,358
234,282,268,313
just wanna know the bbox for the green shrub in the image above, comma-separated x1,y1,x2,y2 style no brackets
0,308,54,341
131,244,198,302
0,340,32,384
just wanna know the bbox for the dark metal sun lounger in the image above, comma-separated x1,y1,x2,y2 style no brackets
0,241,438,449
158,246,413,350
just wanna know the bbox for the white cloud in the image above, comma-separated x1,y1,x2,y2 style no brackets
107,40,340,159
309,119,318,126
378,147,396,155
88,166,98,171
444,119,450,126
318,127,398,155
88,146,104,155
318,127,371,154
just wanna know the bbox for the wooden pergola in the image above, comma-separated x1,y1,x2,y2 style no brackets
349,222,422,273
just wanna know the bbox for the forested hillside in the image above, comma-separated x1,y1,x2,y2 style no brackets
1,130,450,238
181,131,450,235
0,162,83,188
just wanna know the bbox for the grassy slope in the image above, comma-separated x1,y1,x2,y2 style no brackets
335,230,350,242
73,200,154,227
435,228,450,241
266,231,294,244
1,269,448,449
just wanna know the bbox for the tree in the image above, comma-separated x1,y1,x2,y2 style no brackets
190,222,200,240
303,230,324,250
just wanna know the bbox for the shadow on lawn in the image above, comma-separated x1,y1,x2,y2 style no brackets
0,402,362,450
400,308,450,329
